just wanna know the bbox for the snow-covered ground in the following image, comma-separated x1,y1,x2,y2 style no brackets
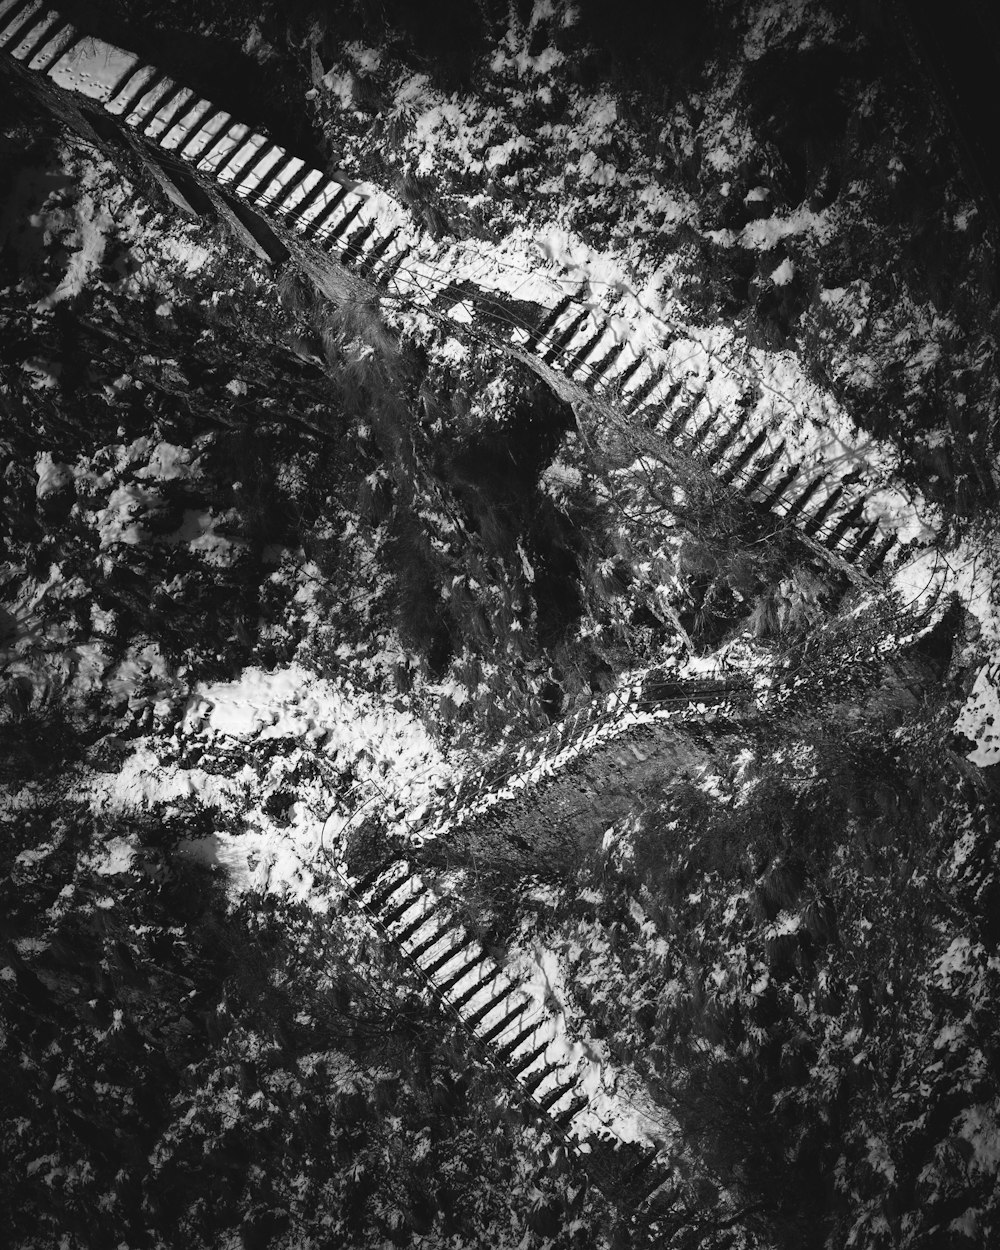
73,663,457,903
8,6,1000,770
6,3,1000,1244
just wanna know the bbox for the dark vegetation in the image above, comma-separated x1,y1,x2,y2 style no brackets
0,803,625,1248
3,2,1000,1248
633,712,1000,1249
506,677,1000,1248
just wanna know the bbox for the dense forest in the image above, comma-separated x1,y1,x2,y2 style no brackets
3,2,1000,1247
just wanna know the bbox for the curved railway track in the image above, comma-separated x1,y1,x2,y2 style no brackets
0,6,957,1231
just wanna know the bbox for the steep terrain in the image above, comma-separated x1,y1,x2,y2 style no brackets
3,3,1000,1249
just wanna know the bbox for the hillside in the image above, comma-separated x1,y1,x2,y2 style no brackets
3,2,1000,1248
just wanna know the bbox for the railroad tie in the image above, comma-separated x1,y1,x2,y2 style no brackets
537,1080,577,1113
353,853,407,898
266,160,314,213
27,21,77,72
363,868,413,918
0,0,42,47
471,995,527,1040
622,364,666,414
159,98,215,152
122,76,178,129
356,228,400,279
437,947,492,996
521,1059,564,1097
320,197,365,247
508,1038,551,1078
740,440,787,497
608,351,644,396
844,519,881,563
820,498,867,550
143,84,194,140
585,338,627,386
542,308,590,365
192,121,248,173
495,1019,543,1060
6,12,56,63
243,151,296,205
408,924,459,965
278,173,328,226
661,399,697,442
381,883,429,929
393,897,449,947
218,137,276,191
11,12,67,66
633,1164,673,1208
422,933,476,980
553,1092,591,1130
299,185,350,238
777,473,824,524
864,532,898,574
701,413,747,466
126,75,180,127
566,324,611,376
718,428,768,485
523,294,573,354
800,483,846,537
175,107,230,159
407,925,462,970
340,218,378,266
644,379,685,429
450,965,504,1012
257,155,310,208
105,65,164,116
755,463,800,510
684,410,718,451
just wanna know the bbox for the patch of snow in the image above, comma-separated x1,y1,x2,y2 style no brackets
181,664,456,845
344,42,381,72
94,482,159,547
158,235,212,274
955,664,1000,767
738,205,835,251
169,508,241,566
35,452,72,498
89,835,136,876
770,257,794,286
743,2,841,62
34,191,112,309
82,743,241,813
322,68,356,110
134,441,196,481
48,37,139,103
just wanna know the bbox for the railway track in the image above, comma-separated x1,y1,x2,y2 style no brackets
1,6,955,1227
1,0,936,594
310,675,759,1227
